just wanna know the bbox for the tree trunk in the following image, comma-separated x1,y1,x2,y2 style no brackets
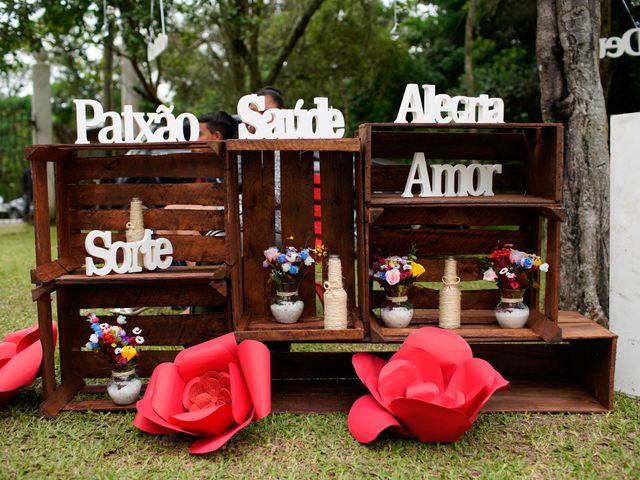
464,0,477,96
536,0,610,325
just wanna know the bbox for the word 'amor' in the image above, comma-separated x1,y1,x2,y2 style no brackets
85,229,173,276
402,153,502,198
395,84,504,124
237,94,345,139
74,99,199,144
600,28,640,59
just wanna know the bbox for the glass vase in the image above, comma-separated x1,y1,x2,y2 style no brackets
107,365,142,405
380,285,414,328
270,281,304,324
495,288,530,329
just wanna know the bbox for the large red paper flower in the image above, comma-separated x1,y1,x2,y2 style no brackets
0,322,58,404
348,327,509,443
133,333,270,454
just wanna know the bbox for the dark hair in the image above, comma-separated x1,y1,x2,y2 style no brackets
197,111,237,139
256,86,285,108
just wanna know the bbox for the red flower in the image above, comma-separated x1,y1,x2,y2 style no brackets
134,333,270,454
348,327,508,443
0,323,58,404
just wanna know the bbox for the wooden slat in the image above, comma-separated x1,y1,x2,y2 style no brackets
370,227,530,256
225,150,244,326
68,183,224,207
241,151,275,316
226,138,360,152
66,152,223,181
369,193,557,207
29,141,223,154
39,375,85,418
280,150,316,317
68,208,224,231
525,127,563,202
545,218,561,322
371,163,526,194
69,313,229,347
55,265,227,284
67,281,226,308
71,233,227,263
371,206,530,226
31,256,83,284
411,258,484,282
320,151,356,306
57,288,75,383
370,288,498,310
72,350,179,378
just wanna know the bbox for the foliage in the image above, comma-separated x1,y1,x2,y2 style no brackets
0,96,31,200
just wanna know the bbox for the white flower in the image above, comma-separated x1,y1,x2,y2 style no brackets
286,252,298,262
304,256,315,266
100,323,110,329
483,268,498,281
116,315,127,325
85,342,94,349
505,272,516,279
135,336,145,344
132,327,142,335
87,313,97,323
89,334,99,343
539,263,549,273
282,262,291,273
499,268,509,275
114,347,122,355
403,264,412,271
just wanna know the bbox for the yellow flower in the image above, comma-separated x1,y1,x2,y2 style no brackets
111,342,116,347
411,261,426,278
121,346,137,361
533,257,541,267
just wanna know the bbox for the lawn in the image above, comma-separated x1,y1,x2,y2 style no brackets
1,224,639,479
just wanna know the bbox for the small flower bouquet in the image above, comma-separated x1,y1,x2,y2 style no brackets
370,252,426,328
85,313,144,368
262,244,325,291
371,253,426,290
482,246,549,291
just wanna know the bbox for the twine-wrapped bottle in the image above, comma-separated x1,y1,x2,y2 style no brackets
439,257,461,329
126,197,145,265
323,254,348,330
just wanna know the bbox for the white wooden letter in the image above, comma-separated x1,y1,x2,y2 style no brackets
402,152,433,197
394,84,425,123
85,230,114,276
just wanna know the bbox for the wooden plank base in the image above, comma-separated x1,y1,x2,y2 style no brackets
60,377,606,414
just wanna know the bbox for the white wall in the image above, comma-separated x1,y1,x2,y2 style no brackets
610,112,640,397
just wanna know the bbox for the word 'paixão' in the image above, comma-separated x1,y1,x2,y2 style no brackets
402,153,502,198
395,84,504,124
85,229,173,276
237,95,345,139
74,99,199,144
600,28,640,59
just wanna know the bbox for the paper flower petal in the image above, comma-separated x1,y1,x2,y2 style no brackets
389,346,445,392
0,342,17,369
389,397,473,443
237,340,271,421
150,363,187,421
169,404,235,435
176,343,238,381
352,352,387,403
229,362,252,424
135,370,188,435
377,359,423,406
348,394,405,444
188,409,255,454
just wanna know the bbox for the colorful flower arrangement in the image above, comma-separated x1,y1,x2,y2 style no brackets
482,246,549,290
263,242,326,290
371,252,426,287
85,313,143,366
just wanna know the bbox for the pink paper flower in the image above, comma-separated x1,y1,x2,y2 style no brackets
348,327,508,443
263,247,278,262
509,249,525,265
385,268,401,286
0,322,58,405
134,333,271,454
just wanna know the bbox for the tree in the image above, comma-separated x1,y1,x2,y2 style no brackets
536,0,610,324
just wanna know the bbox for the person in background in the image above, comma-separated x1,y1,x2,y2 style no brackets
197,111,237,141
255,86,285,110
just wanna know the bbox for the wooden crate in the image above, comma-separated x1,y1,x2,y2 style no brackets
359,123,564,343
27,142,233,416
225,139,365,342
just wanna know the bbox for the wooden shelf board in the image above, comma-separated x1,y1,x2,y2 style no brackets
60,377,607,414
234,310,364,342
54,265,228,284
369,193,560,209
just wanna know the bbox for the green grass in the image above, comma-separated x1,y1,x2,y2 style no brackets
1,224,640,479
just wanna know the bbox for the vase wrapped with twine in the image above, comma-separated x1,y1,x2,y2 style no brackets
126,197,145,264
439,257,461,329
323,254,348,330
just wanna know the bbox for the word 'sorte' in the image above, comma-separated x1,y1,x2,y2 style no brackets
74,100,199,144
395,84,504,124
85,229,173,276
237,94,345,139
600,28,640,59
402,152,502,198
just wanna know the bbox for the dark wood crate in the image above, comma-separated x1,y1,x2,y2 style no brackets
359,123,564,343
225,139,365,342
